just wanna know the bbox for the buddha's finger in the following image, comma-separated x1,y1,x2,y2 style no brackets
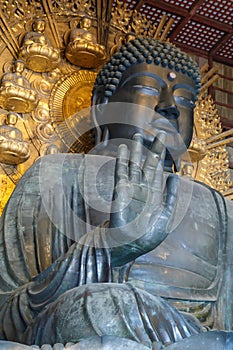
142,132,166,187
163,175,179,221
129,133,143,184
115,144,129,184
146,143,166,209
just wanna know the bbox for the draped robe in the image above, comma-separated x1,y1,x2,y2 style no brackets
0,153,233,346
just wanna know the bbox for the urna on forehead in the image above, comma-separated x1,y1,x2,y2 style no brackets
94,37,201,98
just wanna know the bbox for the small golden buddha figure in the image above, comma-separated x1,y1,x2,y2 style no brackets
65,16,107,68
0,60,38,113
39,143,60,158
0,112,30,165
186,137,207,162
181,162,194,179
19,18,61,72
46,143,59,155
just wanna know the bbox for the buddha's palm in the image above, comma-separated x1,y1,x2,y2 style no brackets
109,133,179,267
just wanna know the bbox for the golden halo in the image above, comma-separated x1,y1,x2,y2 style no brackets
49,70,97,153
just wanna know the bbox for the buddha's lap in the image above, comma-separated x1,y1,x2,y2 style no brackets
24,282,201,346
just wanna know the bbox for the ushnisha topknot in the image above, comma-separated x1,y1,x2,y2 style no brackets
93,37,201,98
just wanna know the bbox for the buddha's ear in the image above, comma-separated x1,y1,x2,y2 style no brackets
91,86,109,144
92,85,109,108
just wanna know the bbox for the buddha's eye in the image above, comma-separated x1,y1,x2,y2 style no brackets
174,95,195,108
132,85,160,97
173,88,195,108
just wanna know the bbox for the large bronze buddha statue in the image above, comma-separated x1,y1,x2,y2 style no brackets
0,37,233,349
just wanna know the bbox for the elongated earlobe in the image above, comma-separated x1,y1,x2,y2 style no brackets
102,126,110,146
173,158,181,173
91,86,109,145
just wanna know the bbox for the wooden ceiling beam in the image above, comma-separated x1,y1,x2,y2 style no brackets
172,41,209,58
135,0,144,11
173,40,233,67
142,0,189,17
97,0,113,45
210,30,233,58
129,0,233,68
213,56,233,68
192,14,232,32
169,0,206,40
189,0,207,15
169,18,188,41
135,0,232,34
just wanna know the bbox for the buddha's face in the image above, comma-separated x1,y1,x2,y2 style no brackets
96,63,197,159
14,61,24,74
81,18,91,29
6,113,18,125
33,20,45,33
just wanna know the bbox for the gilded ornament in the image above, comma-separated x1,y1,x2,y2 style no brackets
36,122,55,141
130,12,151,37
0,60,38,113
49,70,96,152
111,0,133,32
31,105,50,123
183,137,207,163
65,17,107,68
32,78,52,96
45,68,63,83
39,142,60,156
75,0,96,17
19,19,61,73
54,0,95,17
0,112,30,165
2,0,41,22
0,171,15,214
190,94,232,193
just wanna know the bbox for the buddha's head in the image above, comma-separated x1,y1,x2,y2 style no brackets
6,112,18,125
46,144,59,155
13,60,25,74
33,19,46,33
80,17,92,30
91,37,201,167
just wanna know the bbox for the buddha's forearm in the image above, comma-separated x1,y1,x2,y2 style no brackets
0,227,113,343
0,243,82,342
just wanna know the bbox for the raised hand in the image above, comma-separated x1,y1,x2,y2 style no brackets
109,132,179,267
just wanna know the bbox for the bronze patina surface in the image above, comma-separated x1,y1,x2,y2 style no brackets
0,37,233,349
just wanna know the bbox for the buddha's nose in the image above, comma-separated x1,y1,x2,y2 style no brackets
154,105,180,119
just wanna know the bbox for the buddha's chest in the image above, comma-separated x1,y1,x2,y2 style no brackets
128,180,225,302
84,157,226,300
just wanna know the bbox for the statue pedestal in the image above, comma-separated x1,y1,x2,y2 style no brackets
0,85,38,113
65,42,106,68
19,44,61,73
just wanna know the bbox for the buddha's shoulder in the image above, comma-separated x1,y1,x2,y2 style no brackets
15,153,115,191
26,153,115,173
176,175,223,203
